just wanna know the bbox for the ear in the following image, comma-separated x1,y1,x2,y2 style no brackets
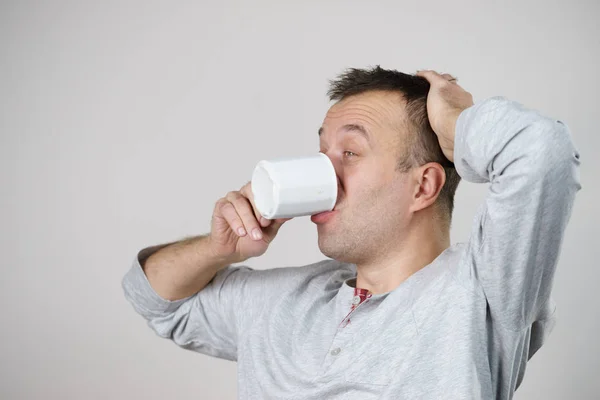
408,162,446,213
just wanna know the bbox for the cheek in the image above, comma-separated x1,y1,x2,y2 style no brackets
342,167,375,193
372,173,412,207
389,179,414,214
342,159,404,202
342,173,387,207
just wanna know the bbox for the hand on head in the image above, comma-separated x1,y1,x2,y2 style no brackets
416,70,475,163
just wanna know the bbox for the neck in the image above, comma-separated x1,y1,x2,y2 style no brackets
354,212,450,295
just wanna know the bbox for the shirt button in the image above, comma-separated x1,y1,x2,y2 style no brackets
352,296,361,305
330,347,341,356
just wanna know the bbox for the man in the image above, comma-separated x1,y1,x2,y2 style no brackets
122,67,581,399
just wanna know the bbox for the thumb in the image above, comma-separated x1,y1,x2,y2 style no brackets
262,217,292,239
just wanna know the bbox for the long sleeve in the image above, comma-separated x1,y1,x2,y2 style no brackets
454,96,582,330
122,244,259,361
121,243,312,361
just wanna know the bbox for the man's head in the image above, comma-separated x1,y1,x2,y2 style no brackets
316,66,461,264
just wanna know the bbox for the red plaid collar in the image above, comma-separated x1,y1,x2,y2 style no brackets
340,286,372,328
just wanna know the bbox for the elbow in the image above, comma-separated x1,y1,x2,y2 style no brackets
527,119,581,188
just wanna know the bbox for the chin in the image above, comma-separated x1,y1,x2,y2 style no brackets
317,235,355,263
317,234,335,258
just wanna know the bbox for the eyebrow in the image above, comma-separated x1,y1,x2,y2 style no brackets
318,124,372,143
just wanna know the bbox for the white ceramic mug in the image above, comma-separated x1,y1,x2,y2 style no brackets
251,153,338,219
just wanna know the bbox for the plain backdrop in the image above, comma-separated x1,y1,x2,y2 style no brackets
1,1,598,399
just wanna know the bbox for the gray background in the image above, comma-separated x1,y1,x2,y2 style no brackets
1,0,598,399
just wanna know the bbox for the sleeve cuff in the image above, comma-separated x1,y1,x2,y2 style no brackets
453,96,509,184
121,244,195,316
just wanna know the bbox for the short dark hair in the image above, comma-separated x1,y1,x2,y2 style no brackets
327,66,461,228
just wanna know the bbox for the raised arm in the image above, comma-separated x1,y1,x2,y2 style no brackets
454,96,581,328
417,69,581,329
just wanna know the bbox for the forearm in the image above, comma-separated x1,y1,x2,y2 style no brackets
454,97,581,327
142,234,235,301
454,97,577,183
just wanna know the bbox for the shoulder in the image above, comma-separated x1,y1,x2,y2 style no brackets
225,259,355,298
249,258,356,292
408,242,480,301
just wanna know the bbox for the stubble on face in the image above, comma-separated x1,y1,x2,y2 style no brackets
317,91,413,264
317,181,404,264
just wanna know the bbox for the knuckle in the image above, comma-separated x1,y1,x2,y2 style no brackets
231,194,250,209
240,182,252,194
218,201,234,215
225,191,240,201
215,198,227,210
439,82,453,92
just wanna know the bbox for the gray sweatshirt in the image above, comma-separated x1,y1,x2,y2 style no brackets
122,97,582,399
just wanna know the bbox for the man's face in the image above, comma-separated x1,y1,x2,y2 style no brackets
316,90,415,264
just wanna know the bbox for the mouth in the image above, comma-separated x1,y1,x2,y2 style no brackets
312,187,342,224
310,204,339,224
310,210,335,224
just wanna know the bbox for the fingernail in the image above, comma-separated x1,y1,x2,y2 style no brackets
238,227,246,236
252,228,263,240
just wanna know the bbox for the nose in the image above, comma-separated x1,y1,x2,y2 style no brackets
321,151,343,196
321,151,341,177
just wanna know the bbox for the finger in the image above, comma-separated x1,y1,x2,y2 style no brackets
440,73,458,83
218,200,247,237
240,182,271,228
226,191,263,240
262,217,292,241
273,217,292,226
416,69,447,84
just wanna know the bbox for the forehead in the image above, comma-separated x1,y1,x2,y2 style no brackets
322,90,408,139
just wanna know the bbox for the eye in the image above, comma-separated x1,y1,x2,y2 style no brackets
344,151,357,158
